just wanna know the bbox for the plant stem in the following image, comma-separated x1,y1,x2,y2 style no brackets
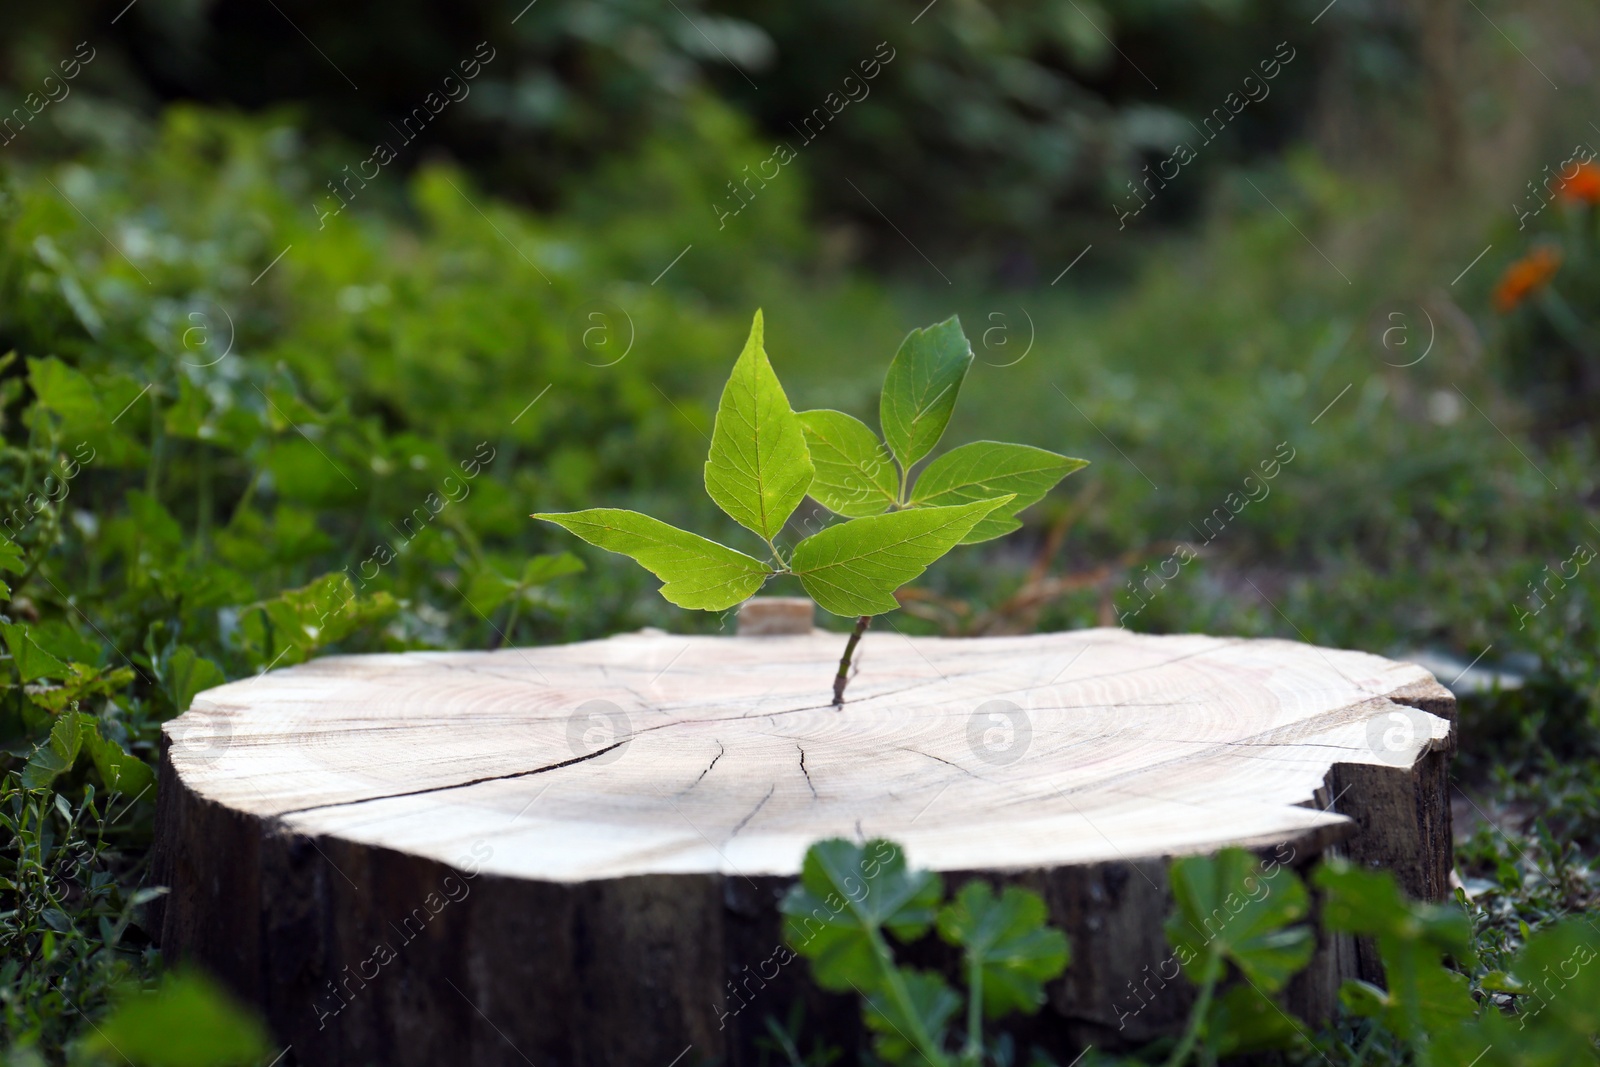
866,925,950,1067
962,947,984,1066
1162,952,1221,1067
762,1014,808,1067
492,592,524,650
1539,287,1600,360
833,615,871,706
197,442,213,557
1351,1021,1379,1066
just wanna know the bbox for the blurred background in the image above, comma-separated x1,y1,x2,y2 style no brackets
2,0,1600,1057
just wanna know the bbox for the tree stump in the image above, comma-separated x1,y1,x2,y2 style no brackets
153,623,1455,1067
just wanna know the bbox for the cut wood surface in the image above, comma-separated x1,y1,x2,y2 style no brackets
154,627,1457,1067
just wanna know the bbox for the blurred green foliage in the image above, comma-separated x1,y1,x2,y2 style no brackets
69,970,270,1067
783,843,1600,1066
780,838,1070,1066
0,7,1595,1052
0,0,1418,269
0,105,815,1060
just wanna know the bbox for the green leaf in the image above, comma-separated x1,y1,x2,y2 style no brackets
1313,859,1476,1045
1166,847,1315,993
166,646,226,714
1476,970,1524,994
24,663,136,714
780,839,944,992
27,621,101,664
22,711,84,790
234,572,398,672
798,409,899,517
163,373,212,442
82,723,157,797
23,712,155,795
26,357,146,466
1380,962,1475,1045
534,509,771,611
28,355,101,425
521,551,586,586
1424,1012,1531,1067
262,438,360,506
86,970,271,1067
1206,983,1305,1057
465,567,518,617
0,538,22,598
879,317,974,468
1508,918,1600,1043
2,622,71,683
1313,859,1473,960
1338,979,1392,1018
790,497,1012,616
465,553,587,616
911,441,1088,543
703,309,814,542
861,969,960,1067
936,880,1069,1018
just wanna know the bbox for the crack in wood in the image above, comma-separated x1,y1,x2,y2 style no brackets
691,742,726,788
273,739,628,817
797,744,817,799
899,745,986,780
728,784,776,839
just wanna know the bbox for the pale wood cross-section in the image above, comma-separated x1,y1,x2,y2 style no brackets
153,627,1455,1067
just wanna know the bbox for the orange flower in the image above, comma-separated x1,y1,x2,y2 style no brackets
1558,160,1600,204
1493,246,1561,313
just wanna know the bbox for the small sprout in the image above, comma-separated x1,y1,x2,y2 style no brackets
535,309,1086,703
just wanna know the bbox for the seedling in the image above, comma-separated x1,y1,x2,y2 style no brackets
534,310,1086,703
